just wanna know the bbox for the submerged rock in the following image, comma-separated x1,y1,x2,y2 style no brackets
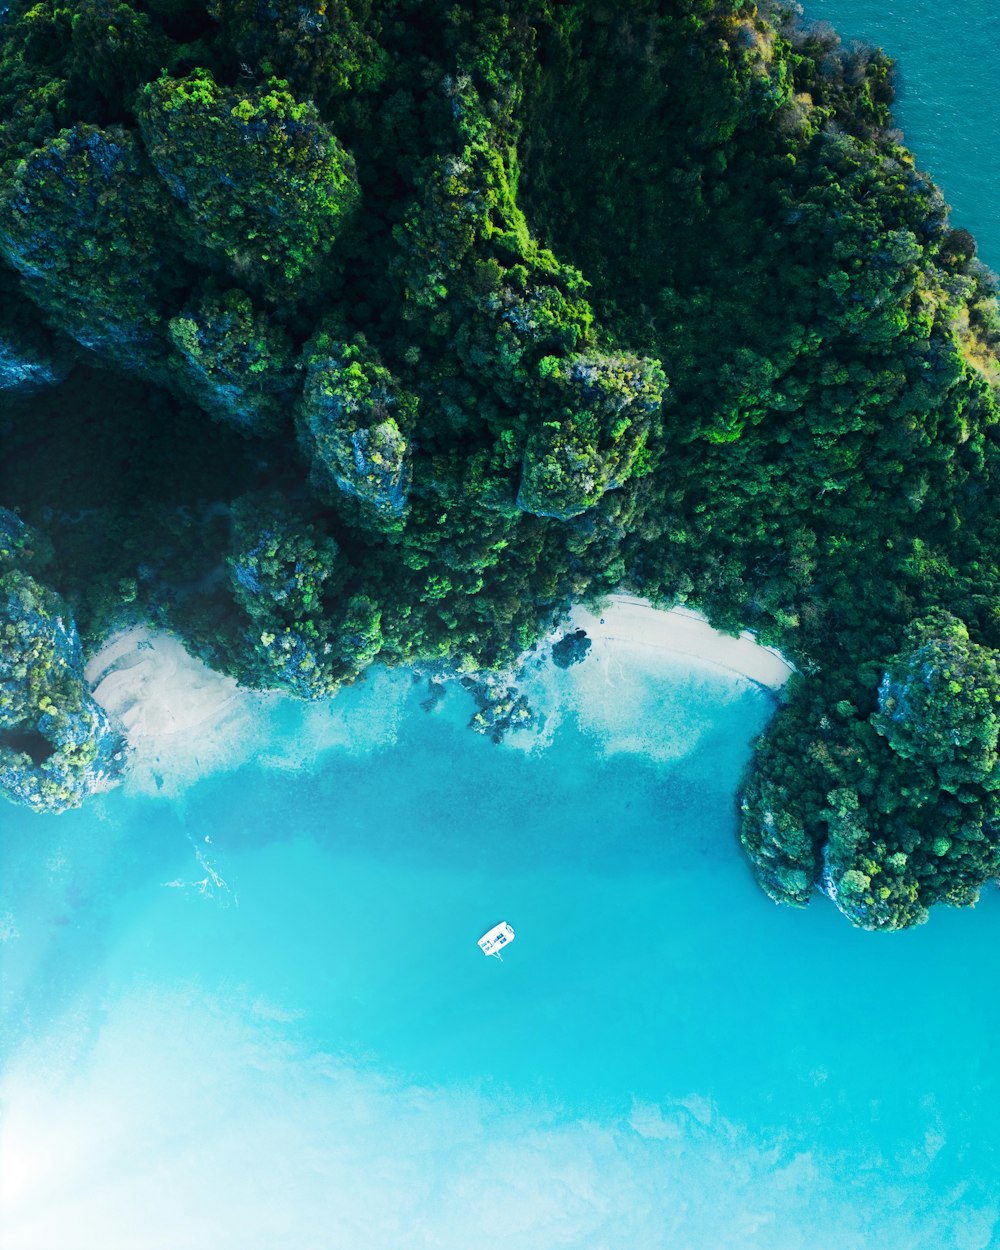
0,330,72,393
551,628,591,669
463,676,534,743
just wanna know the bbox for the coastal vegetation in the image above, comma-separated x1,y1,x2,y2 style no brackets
2,0,1000,930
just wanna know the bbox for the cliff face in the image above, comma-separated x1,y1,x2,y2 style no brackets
0,270,74,393
0,524,126,811
2,0,1000,929
0,125,167,361
298,336,415,526
0,329,71,394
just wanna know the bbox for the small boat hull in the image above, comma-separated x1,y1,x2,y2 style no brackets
477,921,515,958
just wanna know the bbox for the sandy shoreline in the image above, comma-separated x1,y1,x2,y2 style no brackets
565,596,795,691
85,628,257,792
85,628,243,742
85,601,793,788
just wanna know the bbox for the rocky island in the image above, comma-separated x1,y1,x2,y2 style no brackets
2,0,1000,930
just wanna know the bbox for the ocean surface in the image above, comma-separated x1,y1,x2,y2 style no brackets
4,4,1000,1247
802,0,1000,271
3,640,1000,1249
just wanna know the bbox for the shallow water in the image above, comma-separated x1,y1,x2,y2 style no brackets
6,5,1000,1244
3,639,1000,1249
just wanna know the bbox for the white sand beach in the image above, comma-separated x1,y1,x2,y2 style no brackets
84,628,414,793
85,602,792,789
85,628,257,792
565,596,795,691
85,628,243,742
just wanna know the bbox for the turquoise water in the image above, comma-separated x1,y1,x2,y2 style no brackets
6,7,1000,1245
3,641,1000,1248
802,0,1000,271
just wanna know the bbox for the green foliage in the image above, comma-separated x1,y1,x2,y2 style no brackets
0,566,125,812
0,124,169,355
229,498,383,697
0,2,74,169
872,612,1000,792
297,332,415,528
0,508,53,575
69,0,168,105
137,69,360,301
168,286,296,434
518,353,666,518
2,0,1000,933
207,0,388,105
743,614,1000,930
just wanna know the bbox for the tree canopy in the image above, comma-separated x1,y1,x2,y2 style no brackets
2,0,1000,932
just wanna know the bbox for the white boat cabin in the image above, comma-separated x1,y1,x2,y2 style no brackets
478,921,515,959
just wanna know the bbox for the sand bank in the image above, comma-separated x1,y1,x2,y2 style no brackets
84,601,792,791
563,596,795,691
85,628,259,792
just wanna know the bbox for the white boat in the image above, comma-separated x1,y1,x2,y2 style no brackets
478,921,515,960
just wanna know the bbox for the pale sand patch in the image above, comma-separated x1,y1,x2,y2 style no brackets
85,628,259,793
563,596,795,691
84,602,791,791
85,628,243,741
84,628,415,794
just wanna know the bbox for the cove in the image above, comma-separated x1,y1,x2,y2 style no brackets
2,624,1000,1248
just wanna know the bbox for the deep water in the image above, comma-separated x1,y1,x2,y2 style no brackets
803,0,1000,271
2,640,1000,1249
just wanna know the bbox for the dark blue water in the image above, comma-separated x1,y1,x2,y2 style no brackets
803,0,1000,271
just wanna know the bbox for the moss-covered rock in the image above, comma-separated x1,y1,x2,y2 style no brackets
228,498,383,697
298,335,415,528
0,124,169,358
137,70,359,302
0,567,126,813
168,286,297,434
871,611,1000,793
517,353,666,519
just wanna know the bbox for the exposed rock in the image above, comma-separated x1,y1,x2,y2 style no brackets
298,334,415,527
462,676,534,743
0,268,75,393
0,570,127,812
0,125,167,359
517,353,665,519
551,628,591,668
167,287,297,434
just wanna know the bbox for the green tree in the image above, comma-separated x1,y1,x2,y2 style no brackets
0,125,169,356
137,70,360,301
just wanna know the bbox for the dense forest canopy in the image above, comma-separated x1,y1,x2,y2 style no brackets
2,0,1000,931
